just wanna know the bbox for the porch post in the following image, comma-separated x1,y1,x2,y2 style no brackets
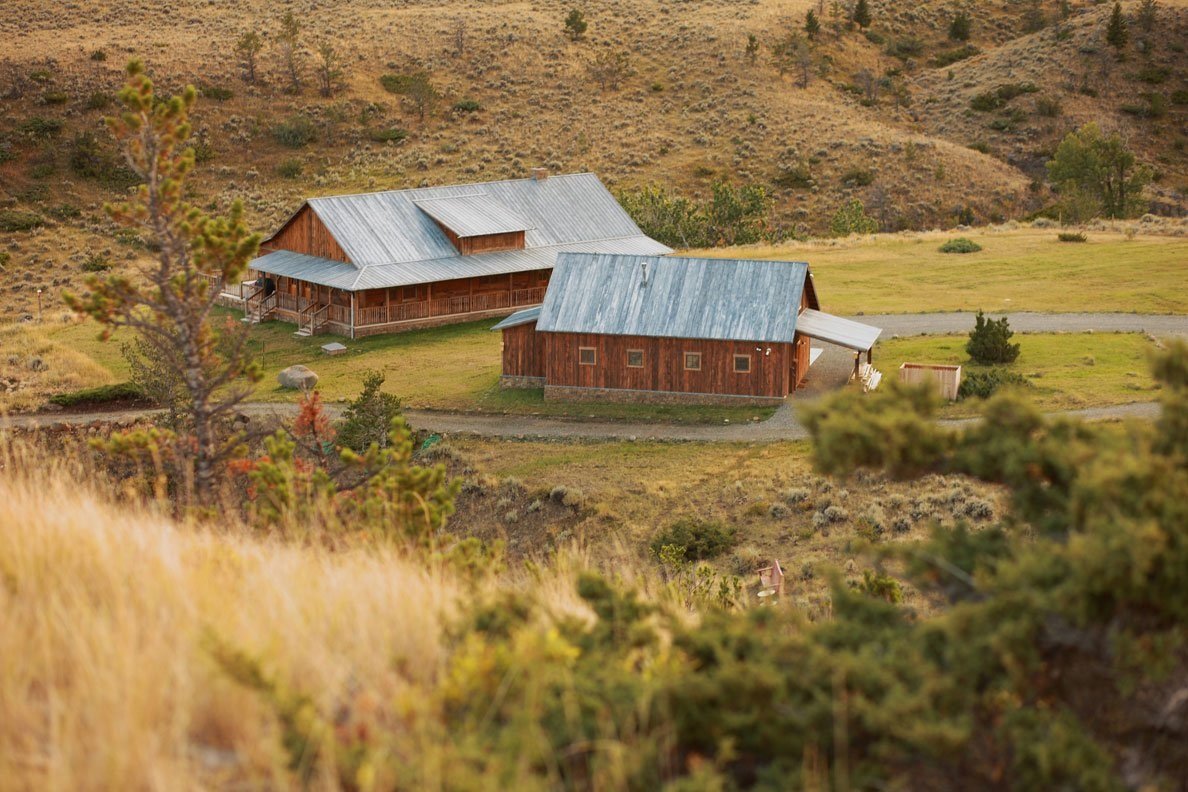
853,352,860,380
350,291,356,340
867,348,872,365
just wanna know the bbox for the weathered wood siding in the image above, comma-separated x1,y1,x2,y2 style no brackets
792,333,811,389
502,321,545,377
542,332,791,398
264,205,351,262
435,223,526,256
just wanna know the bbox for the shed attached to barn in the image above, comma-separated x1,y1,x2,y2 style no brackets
217,172,670,338
493,253,883,405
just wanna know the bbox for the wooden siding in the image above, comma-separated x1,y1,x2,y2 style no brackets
542,332,791,398
502,321,545,377
436,223,526,256
792,333,811,389
263,205,351,262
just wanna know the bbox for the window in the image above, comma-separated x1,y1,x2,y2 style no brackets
579,347,597,366
627,349,644,368
683,352,702,371
733,354,752,373
401,285,419,302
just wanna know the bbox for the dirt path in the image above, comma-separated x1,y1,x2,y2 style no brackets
863,312,1188,337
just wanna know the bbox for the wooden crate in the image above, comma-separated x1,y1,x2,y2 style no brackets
898,363,962,401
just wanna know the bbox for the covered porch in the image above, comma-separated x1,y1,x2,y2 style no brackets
794,309,884,391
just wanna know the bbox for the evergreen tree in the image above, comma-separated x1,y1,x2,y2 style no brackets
314,40,342,98
965,311,1020,364
1106,1,1129,52
65,62,262,501
234,30,263,84
949,10,971,41
336,370,403,453
564,9,588,41
804,9,821,41
852,0,872,29
1136,0,1158,32
745,32,759,64
277,10,304,93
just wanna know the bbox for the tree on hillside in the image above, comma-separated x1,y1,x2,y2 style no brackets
1136,0,1158,32
234,30,263,84
745,33,759,64
314,40,343,98
64,61,262,501
772,33,814,87
564,9,588,41
1047,122,1152,219
1106,1,1129,52
804,9,821,41
403,72,439,121
830,198,878,236
588,50,632,91
852,0,872,29
949,10,971,41
277,11,304,93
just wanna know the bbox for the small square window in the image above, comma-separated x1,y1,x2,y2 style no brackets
627,349,644,368
683,352,702,371
733,354,751,373
579,347,597,366
402,286,419,301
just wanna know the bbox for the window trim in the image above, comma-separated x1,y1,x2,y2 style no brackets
733,354,752,374
401,285,419,302
626,349,645,368
683,351,702,372
578,346,597,366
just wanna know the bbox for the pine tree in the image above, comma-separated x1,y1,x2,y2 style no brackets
277,11,304,93
1136,0,1158,32
852,0,872,29
564,9,588,41
949,11,971,41
314,40,342,98
234,30,263,84
64,62,262,501
804,9,821,40
1106,1,1129,52
745,33,759,64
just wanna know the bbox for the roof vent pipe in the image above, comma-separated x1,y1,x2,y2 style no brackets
530,167,549,181
640,261,649,287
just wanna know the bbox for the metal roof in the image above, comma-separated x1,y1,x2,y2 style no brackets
795,309,882,351
412,194,531,238
252,173,670,290
490,306,541,331
251,235,671,291
536,254,810,343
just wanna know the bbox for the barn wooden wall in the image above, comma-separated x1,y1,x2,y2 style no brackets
502,322,545,377
792,333,811,388
542,332,791,398
435,224,526,255
264,206,351,262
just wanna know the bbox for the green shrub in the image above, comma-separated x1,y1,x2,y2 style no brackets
774,164,813,190
931,45,979,67
18,117,63,136
830,198,878,237
336,370,403,454
0,210,44,233
650,518,736,561
1172,90,1188,105
271,115,316,148
452,99,482,113
81,254,111,272
939,237,982,254
366,127,408,143
841,168,875,187
1035,96,1062,117
971,82,1038,111
90,49,107,61
199,84,234,101
47,203,80,221
85,91,111,110
1134,65,1169,84
958,368,1030,400
966,311,1020,365
967,140,991,154
42,91,69,105
378,73,417,94
854,569,903,603
275,158,303,179
29,162,56,179
48,381,146,408
1057,231,1087,243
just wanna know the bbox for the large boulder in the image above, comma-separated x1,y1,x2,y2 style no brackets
277,364,319,390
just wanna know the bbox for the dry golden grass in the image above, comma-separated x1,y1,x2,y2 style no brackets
0,442,457,789
0,321,118,413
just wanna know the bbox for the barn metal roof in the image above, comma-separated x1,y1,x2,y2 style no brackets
251,235,671,291
535,254,810,343
490,306,541,331
412,194,531,238
795,309,882,351
252,173,669,290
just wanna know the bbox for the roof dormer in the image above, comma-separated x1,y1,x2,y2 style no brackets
414,193,529,255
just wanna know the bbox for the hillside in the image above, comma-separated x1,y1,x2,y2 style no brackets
1,0,1185,323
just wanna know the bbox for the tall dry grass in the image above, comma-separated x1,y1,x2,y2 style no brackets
0,439,459,790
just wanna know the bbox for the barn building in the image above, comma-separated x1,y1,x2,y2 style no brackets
217,172,669,337
493,253,882,405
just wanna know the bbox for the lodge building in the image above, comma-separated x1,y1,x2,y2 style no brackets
218,171,669,337
493,253,882,405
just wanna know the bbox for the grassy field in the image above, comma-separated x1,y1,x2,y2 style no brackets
693,229,1188,315
5,313,775,423
876,331,1162,417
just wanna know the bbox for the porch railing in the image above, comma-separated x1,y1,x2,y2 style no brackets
355,286,546,328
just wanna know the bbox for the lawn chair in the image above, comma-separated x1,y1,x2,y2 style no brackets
757,560,785,601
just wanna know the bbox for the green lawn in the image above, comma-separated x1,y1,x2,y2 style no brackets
23,312,776,424
688,229,1188,315
875,331,1162,417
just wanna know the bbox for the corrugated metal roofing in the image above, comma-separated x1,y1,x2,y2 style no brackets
252,173,670,290
412,194,531,238
795,309,882,351
536,254,810,343
490,306,541,331
252,236,671,291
